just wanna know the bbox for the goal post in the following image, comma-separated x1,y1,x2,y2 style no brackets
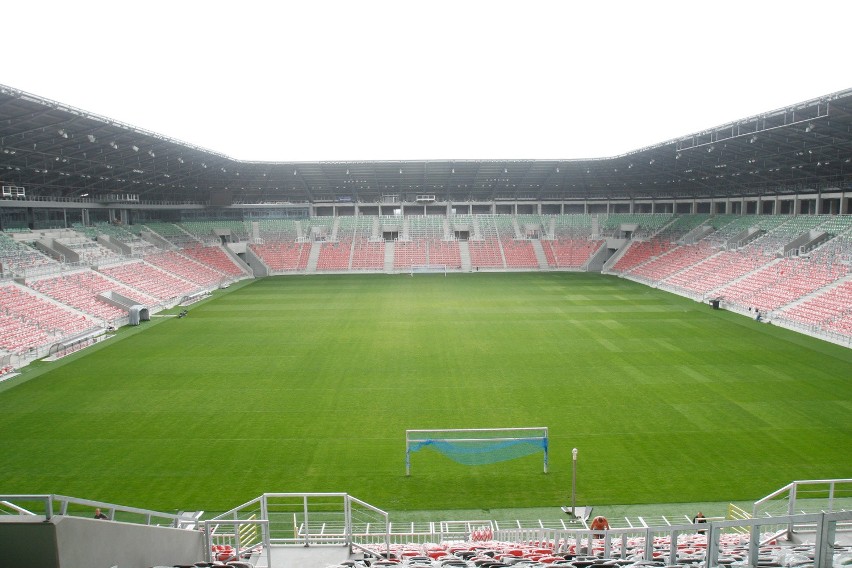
410,264,447,276
405,427,548,476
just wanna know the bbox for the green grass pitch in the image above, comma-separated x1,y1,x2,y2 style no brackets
1,272,850,514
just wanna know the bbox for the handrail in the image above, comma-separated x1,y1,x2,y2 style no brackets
753,478,852,518
487,511,852,568
209,492,390,560
0,493,185,526
202,518,269,564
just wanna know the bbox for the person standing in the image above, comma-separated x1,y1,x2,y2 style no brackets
693,511,707,534
590,515,610,537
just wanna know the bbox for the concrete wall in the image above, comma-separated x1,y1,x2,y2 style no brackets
1,515,205,568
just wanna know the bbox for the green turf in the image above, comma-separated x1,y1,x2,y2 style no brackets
1,272,850,514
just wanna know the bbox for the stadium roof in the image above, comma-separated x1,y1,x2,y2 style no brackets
1,83,851,205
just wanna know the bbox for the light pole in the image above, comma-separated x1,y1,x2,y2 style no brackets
571,447,578,518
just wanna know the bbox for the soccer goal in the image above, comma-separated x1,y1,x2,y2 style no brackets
405,427,548,475
410,264,447,276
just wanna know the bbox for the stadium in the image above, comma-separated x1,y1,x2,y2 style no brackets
1,79,851,568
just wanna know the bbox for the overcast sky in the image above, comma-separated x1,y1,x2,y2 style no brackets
3,1,850,162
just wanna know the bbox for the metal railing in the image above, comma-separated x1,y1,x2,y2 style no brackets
208,492,390,559
753,478,852,518
0,493,188,527
488,511,852,568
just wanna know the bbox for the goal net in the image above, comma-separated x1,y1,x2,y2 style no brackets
405,427,548,475
410,264,447,276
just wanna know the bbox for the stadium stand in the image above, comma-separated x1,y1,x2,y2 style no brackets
609,238,677,274
316,239,353,271
5,482,849,568
541,237,604,269
56,236,120,264
88,222,160,256
777,279,852,333
0,282,95,342
716,257,848,311
180,219,250,243
141,221,200,247
28,270,157,324
250,241,310,272
181,243,248,277
626,242,715,284
393,239,428,269
98,260,200,300
3,213,852,346
144,249,229,287
663,249,773,296
0,232,58,275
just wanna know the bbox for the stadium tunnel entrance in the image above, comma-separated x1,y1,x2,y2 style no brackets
128,305,150,325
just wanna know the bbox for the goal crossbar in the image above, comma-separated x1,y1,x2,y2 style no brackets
410,264,447,275
405,427,548,475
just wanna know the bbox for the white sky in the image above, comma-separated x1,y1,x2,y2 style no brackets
3,1,851,162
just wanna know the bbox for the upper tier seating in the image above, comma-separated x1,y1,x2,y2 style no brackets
141,222,200,247
57,237,121,265
180,220,250,243
0,233,58,275
89,223,160,255
256,218,300,242
600,213,673,239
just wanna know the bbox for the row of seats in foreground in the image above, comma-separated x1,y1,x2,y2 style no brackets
334,530,848,567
